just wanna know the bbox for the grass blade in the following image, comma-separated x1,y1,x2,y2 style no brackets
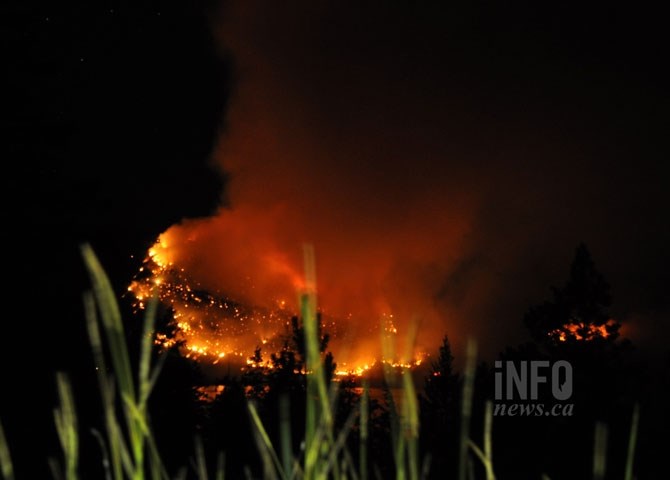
194,436,208,480
624,404,639,480
81,244,136,402
0,420,14,480
279,395,293,478
402,368,419,480
215,452,226,480
139,297,158,406
483,401,494,480
592,422,608,480
360,380,369,480
53,373,78,480
248,401,286,480
459,339,477,480
84,292,124,480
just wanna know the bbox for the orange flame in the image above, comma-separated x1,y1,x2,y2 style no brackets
128,237,426,376
550,319,617,342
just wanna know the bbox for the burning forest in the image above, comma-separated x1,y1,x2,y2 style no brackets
128,233,426,376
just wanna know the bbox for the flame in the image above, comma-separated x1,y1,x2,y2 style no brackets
550,319,617,342
128,236,426,375
128,235,295,362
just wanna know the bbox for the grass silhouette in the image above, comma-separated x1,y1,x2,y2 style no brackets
0,245,641,479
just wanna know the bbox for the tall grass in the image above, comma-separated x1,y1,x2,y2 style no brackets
51,373,78,480
0,244,644,480
81,244,167,480
246,246,358,480
380,320,422,480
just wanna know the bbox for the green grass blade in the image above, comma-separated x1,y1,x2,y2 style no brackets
458,339,477,480
624,404,640,480
82,245,145,478
122,393,170,480
114,418,135,480
83,291,109,390
402,369,419,480
83,244,159,480
592,422,608,480
324,408,359,477
301,245,339,480
139,297,158,406
401,322,420,480
146,354,168,403
84,291,124,480
466,440,495,480
54,373,78,480
147,431,169,480
483,401,494,480
379,328,402,478
360,380,369,480
194,436,208,480
81,244,136,402
279,395,293,478
248,401,286,480
215,452,226,480
0,420,14,480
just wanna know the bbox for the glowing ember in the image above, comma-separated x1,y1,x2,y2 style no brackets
128,237,426,376
549,319,618,342
128,235,294,362
334,358,424,377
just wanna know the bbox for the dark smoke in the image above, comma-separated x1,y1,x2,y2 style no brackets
161,1,669,362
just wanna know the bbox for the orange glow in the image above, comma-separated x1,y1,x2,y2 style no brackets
196,384,225,402
124,8,487,365
128,239,294,363
550,319,617,342
128,237,427,374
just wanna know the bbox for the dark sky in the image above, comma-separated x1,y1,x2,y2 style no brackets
4,1,229,474
4,0,670,369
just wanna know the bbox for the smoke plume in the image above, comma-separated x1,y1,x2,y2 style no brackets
152,1,669,363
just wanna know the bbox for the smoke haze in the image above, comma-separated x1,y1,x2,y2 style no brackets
155,1,669,362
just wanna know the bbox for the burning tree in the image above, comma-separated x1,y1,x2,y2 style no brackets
524,243,621,346
495,244,640,478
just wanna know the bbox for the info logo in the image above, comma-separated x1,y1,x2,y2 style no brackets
494,360,572,401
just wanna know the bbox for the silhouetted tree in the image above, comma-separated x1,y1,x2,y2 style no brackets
261,313,336,391
493,243,640,479
423,335,460,417
203,378,258,479
420,335,461,479
525,243,621,346
235,313,342,469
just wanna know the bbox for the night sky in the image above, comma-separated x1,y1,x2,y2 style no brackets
4,1,230,474
3,0,670,475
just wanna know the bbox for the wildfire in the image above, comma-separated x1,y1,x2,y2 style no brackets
128,235,294,362
128,236,426,376
334,358,424,377
550,319,618,342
